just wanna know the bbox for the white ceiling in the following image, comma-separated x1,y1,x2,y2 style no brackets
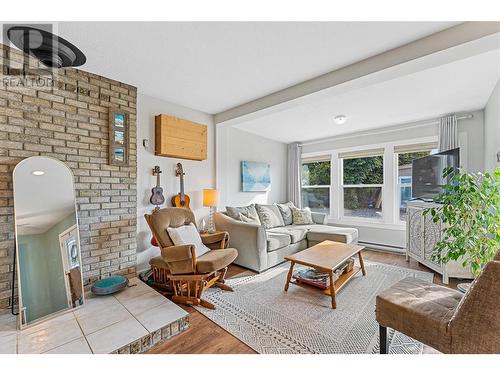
57,22,458,114
234,49,500,143
14,157,76,235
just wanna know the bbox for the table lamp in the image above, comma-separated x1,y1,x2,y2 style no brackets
203,189,218,233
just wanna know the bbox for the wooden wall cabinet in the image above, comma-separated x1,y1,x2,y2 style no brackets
155,114,207,161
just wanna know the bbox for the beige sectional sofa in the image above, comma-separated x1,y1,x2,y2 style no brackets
214,204,358,273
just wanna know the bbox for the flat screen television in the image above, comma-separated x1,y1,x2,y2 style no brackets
411,148,459,200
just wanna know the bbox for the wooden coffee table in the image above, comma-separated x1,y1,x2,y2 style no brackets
284,240,366,309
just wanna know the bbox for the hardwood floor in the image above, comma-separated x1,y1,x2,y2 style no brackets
147,265,255,354
147,250,463,354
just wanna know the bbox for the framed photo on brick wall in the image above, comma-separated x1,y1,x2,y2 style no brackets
109,108,129,166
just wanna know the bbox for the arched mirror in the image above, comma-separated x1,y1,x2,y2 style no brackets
13,156,84,329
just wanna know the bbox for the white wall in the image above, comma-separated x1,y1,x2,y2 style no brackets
485,79,500,172
136,93,215,271
302,110,485,172
301,110,485,249
216,124,287,209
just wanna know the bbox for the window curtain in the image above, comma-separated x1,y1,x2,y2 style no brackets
287,142,302,207
438,114,458,152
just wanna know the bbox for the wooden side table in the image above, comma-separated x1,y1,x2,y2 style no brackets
200,231,229,249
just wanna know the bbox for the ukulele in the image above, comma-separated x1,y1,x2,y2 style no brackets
150,166,165,207
171,163,191,208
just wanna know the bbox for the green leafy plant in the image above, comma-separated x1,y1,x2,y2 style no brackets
424,167,500,277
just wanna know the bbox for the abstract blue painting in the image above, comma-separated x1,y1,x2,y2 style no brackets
241,161,271,192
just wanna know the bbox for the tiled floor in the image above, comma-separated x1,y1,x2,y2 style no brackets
0,278,188,354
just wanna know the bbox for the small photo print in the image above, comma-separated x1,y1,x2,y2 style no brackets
114,130,124,145
114,113,125,127
114,147,125,162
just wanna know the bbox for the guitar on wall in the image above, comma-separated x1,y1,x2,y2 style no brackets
172,163,190,208
150,166,165,208
150,166,165,247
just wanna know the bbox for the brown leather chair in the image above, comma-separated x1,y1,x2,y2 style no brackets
376,253,500,354
145,207,238,309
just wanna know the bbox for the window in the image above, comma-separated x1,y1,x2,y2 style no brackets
301,158,330,214
300,138,440,229
395,144,437,221
341,150,384,220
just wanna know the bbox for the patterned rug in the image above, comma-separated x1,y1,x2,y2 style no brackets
194,261,433,354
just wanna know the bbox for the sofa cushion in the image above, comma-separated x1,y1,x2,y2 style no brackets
266,232,291,252
256,204,285,229
276,201,295,225
291,207,314,225
196,248,238,274
237,212,260,225
226,204,261,225
267,226,308,244
307,225,358,244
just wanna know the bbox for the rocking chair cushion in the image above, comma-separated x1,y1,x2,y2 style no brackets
167,223,211,257
149,256,169,269
196,248,238,274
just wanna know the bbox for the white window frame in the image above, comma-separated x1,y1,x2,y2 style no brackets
340,153,384,224
300,157,332,214
396,176,413,223
394,145,439,225
301,135,439,230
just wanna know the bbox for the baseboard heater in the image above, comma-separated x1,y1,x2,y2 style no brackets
358,241,405,254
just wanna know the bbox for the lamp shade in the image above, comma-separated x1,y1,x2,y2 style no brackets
203,189,218,207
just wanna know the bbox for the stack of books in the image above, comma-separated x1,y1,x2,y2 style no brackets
293,257,355,289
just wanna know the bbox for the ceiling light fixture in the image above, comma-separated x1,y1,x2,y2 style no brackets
334,115,347,125
31,170,45,176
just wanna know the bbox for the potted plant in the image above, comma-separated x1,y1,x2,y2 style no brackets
424,167,500,282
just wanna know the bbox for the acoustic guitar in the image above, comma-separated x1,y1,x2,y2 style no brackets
150,166,165,207
172,163,190,208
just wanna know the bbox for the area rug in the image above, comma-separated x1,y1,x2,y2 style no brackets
194,261,433,354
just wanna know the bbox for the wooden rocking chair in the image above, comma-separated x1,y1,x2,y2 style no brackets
145,207,238,309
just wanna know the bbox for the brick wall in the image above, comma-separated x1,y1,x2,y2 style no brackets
0,44,137,308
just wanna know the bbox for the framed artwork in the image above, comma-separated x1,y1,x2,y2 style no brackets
108,108,129,166
241,161,271,192
114,130,124,145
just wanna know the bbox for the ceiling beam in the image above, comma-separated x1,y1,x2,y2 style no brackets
214,22,500,125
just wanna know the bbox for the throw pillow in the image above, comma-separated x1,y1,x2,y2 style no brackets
237,212,260,225
255,204,285,229
226,204,261,225
276,201,296,225
292,207,314,225
167,223,211,257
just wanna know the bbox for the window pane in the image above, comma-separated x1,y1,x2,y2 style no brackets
302,187,329,214
343,187,382,219
301,160,331,186
399,186,412,221
397,150,432,220
343,156,383,185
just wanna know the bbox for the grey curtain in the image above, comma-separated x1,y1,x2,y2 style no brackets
438,114,458,152
287,142,302,207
